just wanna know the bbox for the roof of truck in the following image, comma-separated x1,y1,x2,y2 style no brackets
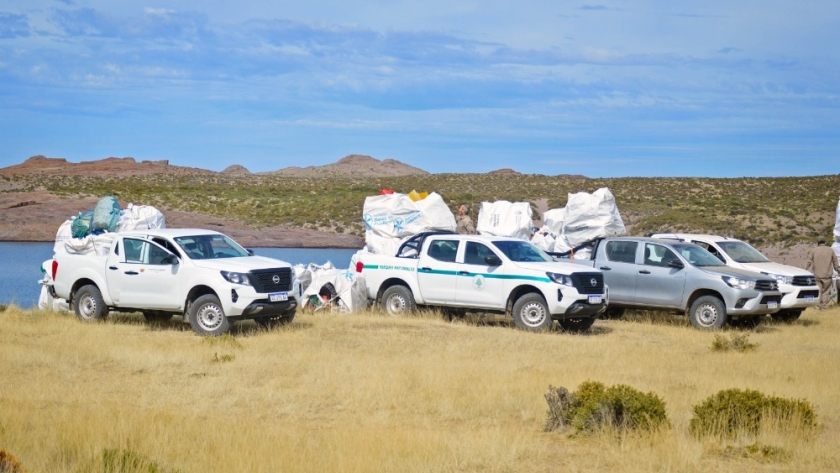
648,233,742,243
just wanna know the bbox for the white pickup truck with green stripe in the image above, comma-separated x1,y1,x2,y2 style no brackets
356,232,608,331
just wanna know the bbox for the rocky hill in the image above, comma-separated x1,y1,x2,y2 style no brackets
271,154,428,177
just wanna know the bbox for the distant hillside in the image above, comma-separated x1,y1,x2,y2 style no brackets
271,154,428,177
0,155,213,177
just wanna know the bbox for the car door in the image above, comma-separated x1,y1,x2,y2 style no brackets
634,242,686,307
417,238,460,304
455,241,505,308
596,240,640,304
106,237,181,309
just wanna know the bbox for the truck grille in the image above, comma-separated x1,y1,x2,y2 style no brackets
792,275,817,286
798,290,819,299
761,295,782,305
571,273,604,295
249,268,292,293
754,280,778,291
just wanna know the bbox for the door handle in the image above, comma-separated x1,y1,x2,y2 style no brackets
108,266,118,271
639,270,651,274
420,267,432,272
458,271,470,275
124,271,139,275
599,266,611,270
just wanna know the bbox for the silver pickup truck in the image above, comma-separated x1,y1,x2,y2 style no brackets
561,237,783,329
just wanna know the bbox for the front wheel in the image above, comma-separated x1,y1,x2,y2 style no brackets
512,293,553,331
380,285,416,316
74,284,108,321
558,317,596,332
256,311,296,330
689,295,727,330
189,294,230,336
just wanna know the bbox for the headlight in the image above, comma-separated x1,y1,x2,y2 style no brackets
221,271,252,286
547,272,573,286
762,272,793,285
722,276,755,290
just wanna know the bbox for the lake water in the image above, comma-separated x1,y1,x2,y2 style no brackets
0,242,359,309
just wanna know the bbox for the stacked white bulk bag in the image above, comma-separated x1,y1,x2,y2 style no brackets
362,192,456,255
301,268,368,313
563,188,626,247
116,203,166,232
476,201,533,240
834,196,840,259
542,208,566,234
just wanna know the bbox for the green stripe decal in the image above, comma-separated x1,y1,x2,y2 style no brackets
363,265,551,283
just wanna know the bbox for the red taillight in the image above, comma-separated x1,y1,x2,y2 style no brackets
51,260,58,280
355,261,364,273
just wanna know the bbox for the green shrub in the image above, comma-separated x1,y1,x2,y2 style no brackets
711,334,758,353
689,388,817,438
101,448,181,473
545,381,669,434
0,304,6,313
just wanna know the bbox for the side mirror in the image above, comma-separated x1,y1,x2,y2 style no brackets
246,249,255,256
484,255,502,266
162,255,180,265
667,260,684,270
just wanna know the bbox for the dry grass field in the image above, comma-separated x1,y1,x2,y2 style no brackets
1,305,839,472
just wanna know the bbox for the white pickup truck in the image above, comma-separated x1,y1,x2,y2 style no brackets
49,228,300,336
355,232,608,332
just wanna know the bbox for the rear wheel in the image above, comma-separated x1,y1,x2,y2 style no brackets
558,317,595,332
512,293,553,332
380,285,416,316
689,296,727,330
74,285,108,321
771,309,802,323
189,294,230,336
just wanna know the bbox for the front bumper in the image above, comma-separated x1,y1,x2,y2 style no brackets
779,284,820,309
726,289,783,315
222,283,301,319
550,286,608,319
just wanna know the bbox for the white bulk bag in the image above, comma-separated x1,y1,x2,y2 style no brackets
54,218,73,254
476,201,533,240
362,192,456,254
834,196,840,242
542,208,566,234
302,269,368,313
116,203,166,232
530,227,558,252
563,188,626,247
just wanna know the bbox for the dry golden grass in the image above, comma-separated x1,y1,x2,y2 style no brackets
1,305,839,472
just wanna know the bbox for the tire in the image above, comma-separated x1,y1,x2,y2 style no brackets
74,284,108,321
380,285,416,316
771,309,802,323
143,311,174,323
558,317,596,332
189,294,230,336
256,311,296,330
511,293,553,332
688,295,727,330
601,307,625,320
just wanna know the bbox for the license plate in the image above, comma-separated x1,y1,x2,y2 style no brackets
269,292,288,302
767,301,778,309
804,296,816,302
588,295,602,304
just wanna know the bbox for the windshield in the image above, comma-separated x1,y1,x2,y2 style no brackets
717,241,770,263
672,243,725,267
174,234,250,260
491,240,553,262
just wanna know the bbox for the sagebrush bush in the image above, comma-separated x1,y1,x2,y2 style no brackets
711,334,758,352
689,388,817,438
545,381,669,434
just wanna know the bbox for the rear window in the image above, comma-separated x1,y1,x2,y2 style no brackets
605,241,637,263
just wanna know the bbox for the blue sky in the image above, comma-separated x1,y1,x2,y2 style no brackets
1,1,838,177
